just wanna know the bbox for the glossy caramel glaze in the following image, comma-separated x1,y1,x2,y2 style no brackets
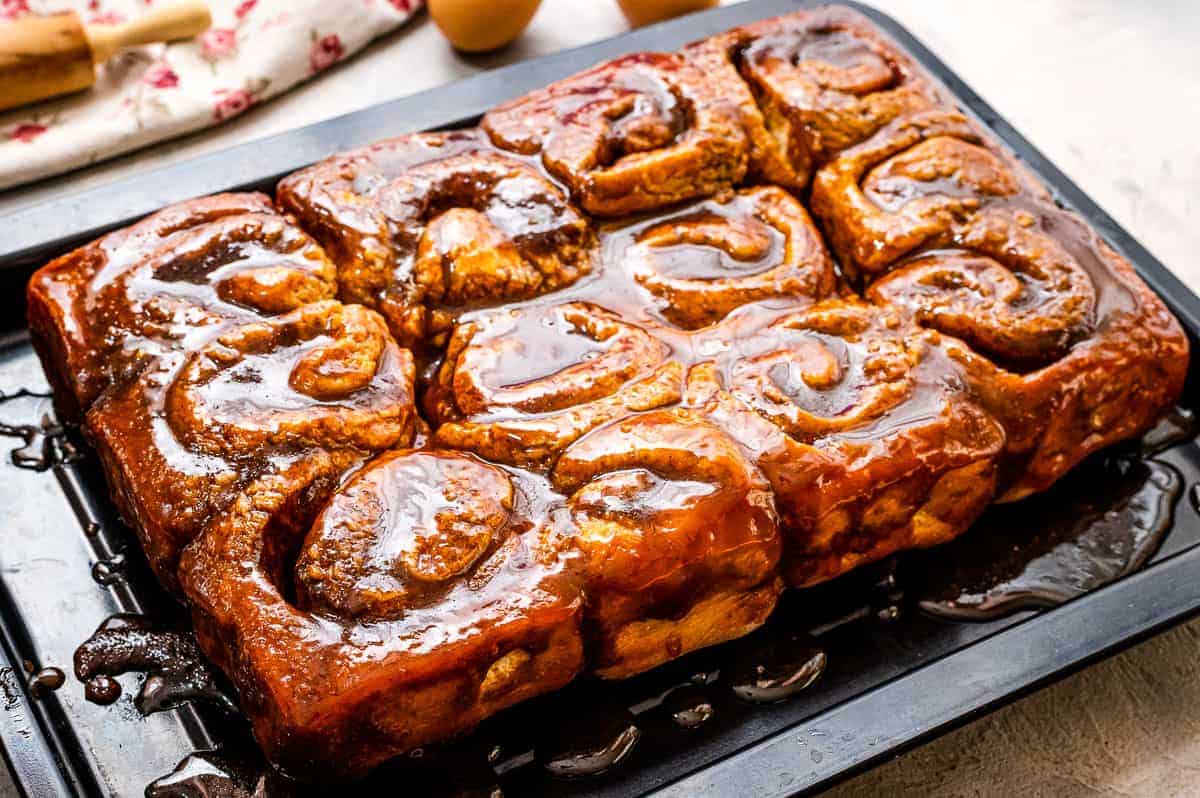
811,101,1188,499
553,408,782,677
685,6,943,189
26,4,1189,782
27,193,338,417
278,132,597,349
685,299,1004,585
482,52,748,216
27,195,416,587
181,450,585,779
87,299,415,587
611,186,839,329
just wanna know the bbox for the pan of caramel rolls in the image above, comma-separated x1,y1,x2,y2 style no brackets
20,2,1191,789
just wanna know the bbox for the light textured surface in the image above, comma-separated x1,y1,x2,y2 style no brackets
2,1,1198,795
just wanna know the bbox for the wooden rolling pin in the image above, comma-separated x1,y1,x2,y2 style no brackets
0,1,211,112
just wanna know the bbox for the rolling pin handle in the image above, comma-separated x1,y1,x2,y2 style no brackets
86,0,212,64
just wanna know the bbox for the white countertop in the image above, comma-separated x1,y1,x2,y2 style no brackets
3,1,1198,795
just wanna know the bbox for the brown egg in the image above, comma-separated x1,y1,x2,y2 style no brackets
617,0,718,28
429,0,543,53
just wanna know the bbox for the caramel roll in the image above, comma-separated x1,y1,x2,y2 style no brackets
686,300,1004,585
277,133,596,347
811,110,1025,277
27,193,337,416
610,186,840,329
482,52,748,217
165,302,408,456
427,302,682,469
296,451,514,620
553,409,782,678
87,300,416,587
181,450,584,779
686,5,940,189
867,207,1096,370
683,33,809,189
867,206,1188,499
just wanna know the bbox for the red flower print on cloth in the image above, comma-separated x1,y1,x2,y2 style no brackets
212,88,255,121
234,0,257,20
1,0,30,20
309,33,345,73
388,0,412,11
88,11,126,24
200,29,238,60
8,123,47,143
144,64,180,89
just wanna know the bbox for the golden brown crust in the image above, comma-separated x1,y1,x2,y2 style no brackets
810,101,1189,498
26,192,337,416
426,302,683,469
609,185,840,329
482,52,749,216
685,300,1004,585
552,408,782,677
86,299,416,588
180,450,585,780
278,132,596,348
810,110,1030,277
682,5,943,191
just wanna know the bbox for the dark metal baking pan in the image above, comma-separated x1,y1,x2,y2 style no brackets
1,1,1199,796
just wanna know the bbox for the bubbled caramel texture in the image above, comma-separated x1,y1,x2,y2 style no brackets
27,5,1189,781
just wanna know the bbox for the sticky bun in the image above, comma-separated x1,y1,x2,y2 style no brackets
482,52,747,216
810,110,1030,277
278,132,596,347
25,4,1189,783
88,299,415,586
867,206,1188,499
687,300,1004,585
811,106,1188,498
553,409,782,677
685,5,941,188
181,449,584,779
607,186,841,329
27,193,338,417
426,302,682,469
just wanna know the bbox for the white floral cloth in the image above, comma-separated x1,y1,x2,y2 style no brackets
0,0,422,190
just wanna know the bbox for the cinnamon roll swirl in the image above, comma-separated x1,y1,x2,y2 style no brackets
278,133,596,347
426,302,682,469
687,300,1004,585
682,5,941,191
810,110,1026,277
26,193,337,417
87,300,415,587
482,52,748,216
181,450,584,780
609,186,840,329
553,409,782,678
866,206,1188,498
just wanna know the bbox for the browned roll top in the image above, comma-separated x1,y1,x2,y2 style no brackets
165,300,414,457
552,408,782,677
866,207,1098,370
28,193,339,414
427,302,682,469
279,134,596,347
609,186,839,329
685,6,940,190
811,110,1026,277
483,52,748,216
686,300,1005,584
296,450,520,620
